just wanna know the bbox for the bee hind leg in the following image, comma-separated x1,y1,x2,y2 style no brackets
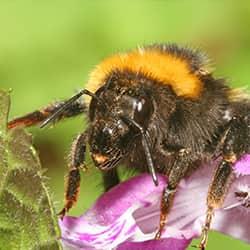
197,160,233,250
198,115,249,249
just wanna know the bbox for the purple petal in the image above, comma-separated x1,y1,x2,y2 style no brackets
60,174,169,250
89,173,167,224
164,155,250,244
60,154,250,249
233,154,250,176
162,155,250,244
117,238,191,250
212,175,250,243
60,174,195,250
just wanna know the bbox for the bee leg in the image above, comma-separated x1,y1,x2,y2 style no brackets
198,116,248,249
58,132,87,219
102,169,120,192
198,160,233,250
155,183,177,239
155,149,192,239
8,99,86,129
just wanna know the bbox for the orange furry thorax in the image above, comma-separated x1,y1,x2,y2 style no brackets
86,47,204,100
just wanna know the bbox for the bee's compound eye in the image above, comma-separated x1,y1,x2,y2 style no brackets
134,96,153,126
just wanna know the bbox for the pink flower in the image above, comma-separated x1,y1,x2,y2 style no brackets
59,155,250,250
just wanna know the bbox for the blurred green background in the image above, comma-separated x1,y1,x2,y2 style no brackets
0,1,249,249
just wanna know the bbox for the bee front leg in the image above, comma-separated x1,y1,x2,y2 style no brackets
8,98,86,129
58,132,88,219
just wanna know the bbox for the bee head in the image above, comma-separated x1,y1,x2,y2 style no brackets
88,84,154,171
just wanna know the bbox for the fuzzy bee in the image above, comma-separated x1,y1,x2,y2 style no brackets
8,44,250,249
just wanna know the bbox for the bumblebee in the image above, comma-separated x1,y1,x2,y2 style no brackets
8,44,250,249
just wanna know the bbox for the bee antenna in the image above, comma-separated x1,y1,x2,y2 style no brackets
120,116,159,186
40,89,105,128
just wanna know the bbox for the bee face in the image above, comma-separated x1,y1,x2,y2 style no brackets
88,85,154,170
89,116,128,170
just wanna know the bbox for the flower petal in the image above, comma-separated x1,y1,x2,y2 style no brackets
59,174,171,250
60,154,250,249
89,173,167,224
212,175,250,243
60,174,195,249
233,154,250,176
117,238,192,250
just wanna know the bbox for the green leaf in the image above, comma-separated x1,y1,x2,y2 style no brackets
0,90,61,250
